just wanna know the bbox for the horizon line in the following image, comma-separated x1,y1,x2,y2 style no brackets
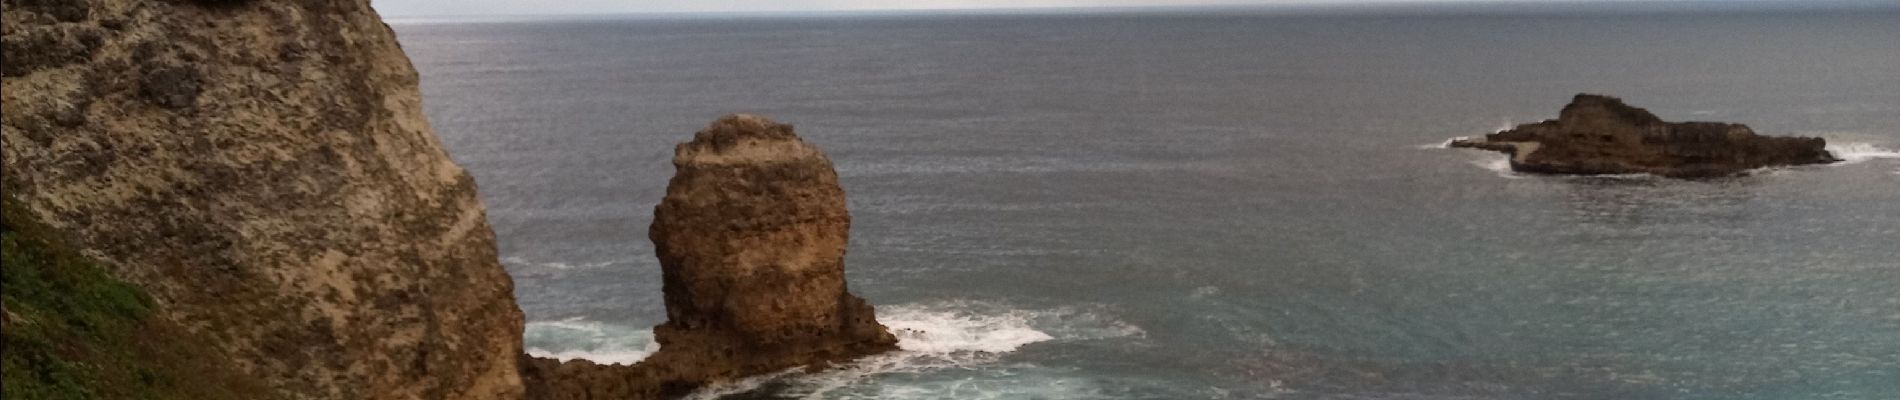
378,0,1900,20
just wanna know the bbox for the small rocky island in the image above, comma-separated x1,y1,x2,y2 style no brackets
1450,94,1838,178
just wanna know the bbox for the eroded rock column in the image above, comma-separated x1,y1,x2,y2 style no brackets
645,114,897,377
519,115,896,399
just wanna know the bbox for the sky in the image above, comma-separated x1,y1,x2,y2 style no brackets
369,0,1887,17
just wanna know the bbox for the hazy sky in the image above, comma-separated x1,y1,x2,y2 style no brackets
369,0,1864,17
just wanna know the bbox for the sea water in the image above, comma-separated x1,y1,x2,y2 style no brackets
394,8,1900,399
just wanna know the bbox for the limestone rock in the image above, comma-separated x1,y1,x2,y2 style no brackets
1449,94,1838,178
1,0,524,398
519,115,898,399
649,113,898,379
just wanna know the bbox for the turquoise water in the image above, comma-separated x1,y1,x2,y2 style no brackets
395,9,1900,399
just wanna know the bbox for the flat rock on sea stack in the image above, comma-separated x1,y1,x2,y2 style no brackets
518,115,898,399
1449,94,1838,178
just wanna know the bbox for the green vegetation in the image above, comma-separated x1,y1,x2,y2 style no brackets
1,197,272,400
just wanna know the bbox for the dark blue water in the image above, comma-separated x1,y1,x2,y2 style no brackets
393,9,1900,399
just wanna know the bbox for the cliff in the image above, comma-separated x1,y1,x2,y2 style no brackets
1449,94,1838,178
3,195,278,399
2,0,524,398
520,115,899,399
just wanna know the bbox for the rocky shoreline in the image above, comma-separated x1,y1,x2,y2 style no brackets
1450,94,1839,178
2,1,1871,399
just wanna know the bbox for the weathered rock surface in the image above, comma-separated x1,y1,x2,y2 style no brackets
1,0,524,398
520,115,898,399
1449,94,1838,178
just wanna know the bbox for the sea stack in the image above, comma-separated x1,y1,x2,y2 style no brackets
645,114,898,378
1450,94,1838,178
518,115,897,399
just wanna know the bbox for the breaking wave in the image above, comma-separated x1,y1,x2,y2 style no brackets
501,256,628,271
1472,155,1522,179
1825,142,1900,165
527,302,1147,398
523,318,657,366
1492,118,1518,134
684,301,1146,399
1416,136,1466,150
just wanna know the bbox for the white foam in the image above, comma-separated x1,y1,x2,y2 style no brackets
679,370,799,400
1416,136,1465,150
1825,142,1900,165
1471,155,1522,179
525,347,657,366
500,256,626,271
1493,118,1519,133
523,318,657,366
1442,129,1524,179
682,301,1145,399
883,305,1056,354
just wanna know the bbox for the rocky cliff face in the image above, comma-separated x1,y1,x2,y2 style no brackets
1450,94,1838,178
520,115,898,399
1,0,524,398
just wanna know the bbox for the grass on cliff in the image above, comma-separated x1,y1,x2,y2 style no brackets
1,196,273,400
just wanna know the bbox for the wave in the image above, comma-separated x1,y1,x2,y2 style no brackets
1825,142,1900,165
1469,155,1523,179
1492,118,1518,134
501,256,627,271
523,318,657,366
1420,116,1514,149
882,305,1057,355
1416,136,1466,150
525,302,1146,397
684,301,1145,399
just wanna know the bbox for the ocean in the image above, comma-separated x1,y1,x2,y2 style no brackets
391,8,1900,399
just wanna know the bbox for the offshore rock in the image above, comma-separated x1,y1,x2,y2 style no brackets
1449,94,1838,178
648,114,898,384
1,0,524,398
520,115,898,399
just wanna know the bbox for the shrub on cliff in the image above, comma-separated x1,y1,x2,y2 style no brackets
1,197,274,400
